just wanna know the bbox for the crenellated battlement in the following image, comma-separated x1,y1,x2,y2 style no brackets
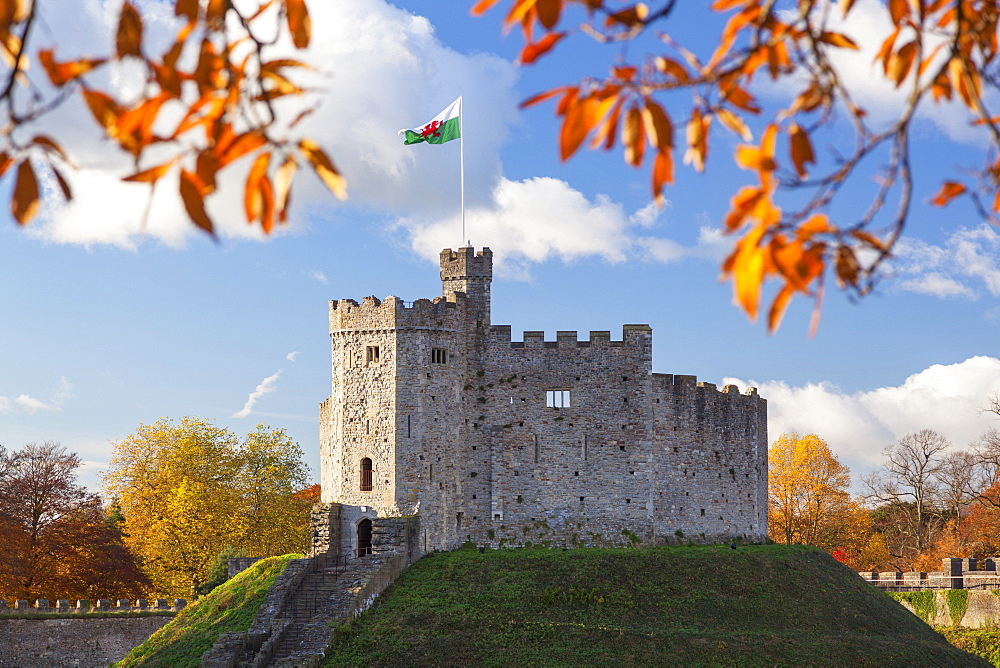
329,292,479,333
489,324,652,349
0,598,186,615
653,373,763,401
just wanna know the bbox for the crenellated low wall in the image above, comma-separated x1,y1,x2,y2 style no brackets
0,597,186,615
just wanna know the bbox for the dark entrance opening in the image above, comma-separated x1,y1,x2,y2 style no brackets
357,519,373,557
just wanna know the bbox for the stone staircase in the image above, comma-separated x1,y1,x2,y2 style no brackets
266,555,356,666
202,515,418,668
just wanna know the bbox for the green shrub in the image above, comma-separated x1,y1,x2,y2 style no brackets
945,589,969,626
890,590,937,625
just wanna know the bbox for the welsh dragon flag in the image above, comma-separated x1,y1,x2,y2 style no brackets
399,97,461,145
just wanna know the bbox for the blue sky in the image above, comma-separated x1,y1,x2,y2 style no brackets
1,0,999,492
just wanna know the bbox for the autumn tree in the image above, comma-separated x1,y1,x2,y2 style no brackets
1,0,344,237
864,429,952,563
768,433,853,549
0,441,149,601
104,417,311,598
474,0,1000,331
235,425,313,557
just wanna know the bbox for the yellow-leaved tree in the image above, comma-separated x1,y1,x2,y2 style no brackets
104,417,311,598
768,432,888,569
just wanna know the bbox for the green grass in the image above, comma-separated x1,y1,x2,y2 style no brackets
322,544,988,667
939,628,1000,667
113,553,300,667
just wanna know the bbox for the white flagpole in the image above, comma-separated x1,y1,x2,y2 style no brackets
459,96,466,246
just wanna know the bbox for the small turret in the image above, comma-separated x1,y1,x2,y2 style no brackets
440,247,492,326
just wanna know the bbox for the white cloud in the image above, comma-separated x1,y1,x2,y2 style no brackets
890,224,1000,299
310,271,328,285
630,201,669,229
726,356,1000,485
232,370,283,418
395,176,727,279
0,377,73,414
286,351,300,362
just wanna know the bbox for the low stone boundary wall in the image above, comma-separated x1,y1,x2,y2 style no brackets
860,558,1000,591
0,616,172,668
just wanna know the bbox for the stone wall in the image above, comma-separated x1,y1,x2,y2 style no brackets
892,590,1000,628
860,557,1000,590
319,246,768,554
0,617,171,668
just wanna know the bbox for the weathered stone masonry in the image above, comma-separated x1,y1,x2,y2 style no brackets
319,247,768,556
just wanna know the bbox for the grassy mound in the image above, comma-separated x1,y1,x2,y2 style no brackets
114,553,299,667
323,544,987,667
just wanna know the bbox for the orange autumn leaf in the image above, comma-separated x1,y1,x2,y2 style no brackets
175,0,199,22
887,41,917,86
834,245,859,288
641,100,673,152
244,152,271,223
122,161,174,184
520,31,565,65
285,0,311,49
470,0,503,15
788,124,815,179
179,169,215,237
11,159,39,225
219,131,268,168
818,31,858,50
299,139,347,200
116,1,143,59
50,164,73,202
535,0,561,30
82,90,123,135
931,181,966,206
651,149,674,205
683,108,709,172
622,106,645,167
717,108,751,141
888,0,909,24
258,175,276,233
736,125,778,174
38,50,106,86
767,283,796,333
274,156,297,223
726,224,770,321
559,94,598,161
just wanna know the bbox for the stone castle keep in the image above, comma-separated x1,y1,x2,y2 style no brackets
317,247,768,556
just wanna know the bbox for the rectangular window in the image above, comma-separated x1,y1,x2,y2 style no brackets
431,348,447,364
366,345,380,363
546,389,571,408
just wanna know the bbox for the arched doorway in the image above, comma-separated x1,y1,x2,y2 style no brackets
357,519,373,557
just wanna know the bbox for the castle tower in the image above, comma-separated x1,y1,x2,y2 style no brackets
318,248,494,555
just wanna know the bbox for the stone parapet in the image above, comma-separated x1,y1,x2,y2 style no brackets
0,599,185,615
